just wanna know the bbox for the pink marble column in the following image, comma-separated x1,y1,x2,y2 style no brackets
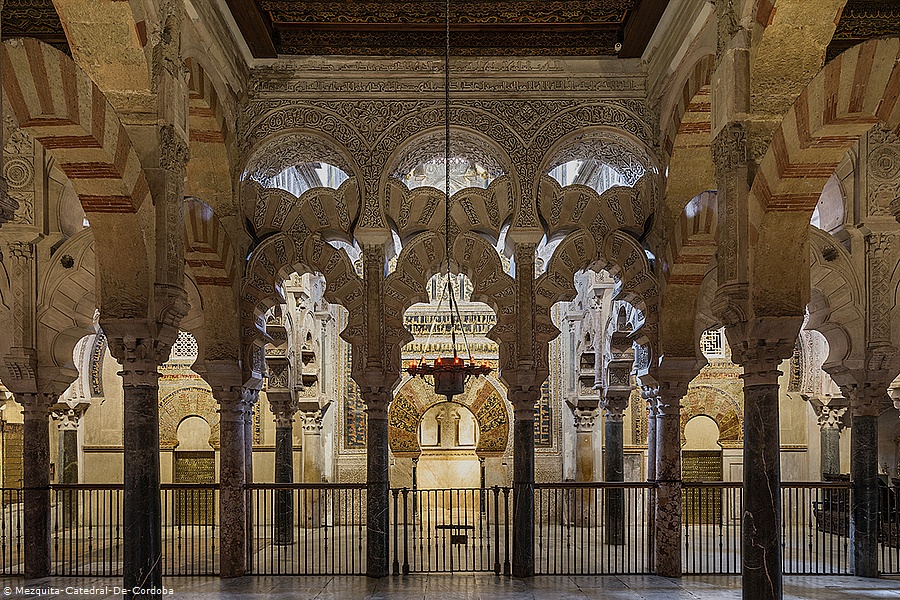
207,363,246,579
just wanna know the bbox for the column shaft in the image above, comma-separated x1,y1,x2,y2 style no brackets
123,382,163,599
21,395,51,578
850,414,878,577
655,399,682,577
821,428,841,477
742,382,782,600
218,398,246,577
274,425,294,544
513,406,535,577
366,403,390,577
605,415,625,545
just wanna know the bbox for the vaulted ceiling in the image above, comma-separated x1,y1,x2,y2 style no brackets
224,0,670,59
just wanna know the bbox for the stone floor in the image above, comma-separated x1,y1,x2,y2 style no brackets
4,574,900,599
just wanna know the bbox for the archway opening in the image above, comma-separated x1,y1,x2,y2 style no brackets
417,402,481,489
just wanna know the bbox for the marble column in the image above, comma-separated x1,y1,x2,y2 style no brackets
300,411,324,528
815,404,847,477
268,392,298,545
116,350,164,600
570,406,597,527
241,387,259,567
210,378,246,578
654,381,686,577
602,394,629,545
849,394,880,578
364,390,391,578
18,392,54,578
51,402,90,529
511,388,539,578
643,387,659,482
739,343,793,600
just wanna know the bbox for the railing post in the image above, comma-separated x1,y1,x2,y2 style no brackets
503,487,511,576
402,488,410,574
392,488,400,576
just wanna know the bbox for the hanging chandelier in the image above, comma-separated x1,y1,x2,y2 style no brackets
405,0,492,400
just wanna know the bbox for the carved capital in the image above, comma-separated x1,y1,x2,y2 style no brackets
816,405,848,431
361,390,391,419
842,383,889,418
108,336,168,388
725,317,802,386
51,399,91,430
268,390,299,428
15,392,57,419
299,410,324,433
600,393,629,423
572,407,598,432
508,386,541,418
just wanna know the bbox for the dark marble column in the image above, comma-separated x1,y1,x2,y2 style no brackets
268,392,298,545
654,383,685,577
511,389,538,578
602,394,628,545
210,379,246,578
808,399,847,477
741,359,787,600
242,388,259,484
18,393,54,578
850,406,879,578
120,365,164,599
365,391,391,578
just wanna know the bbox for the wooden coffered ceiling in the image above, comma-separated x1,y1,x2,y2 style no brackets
224,0,670,59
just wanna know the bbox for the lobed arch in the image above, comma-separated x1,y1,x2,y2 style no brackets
1,38,152,321
537,172,656,243
388,376,510,458
34,228,97,392
243,178,360,243
241,128,363,186
749,37,900,317
807,226,865,374
383,228,517,375
384,175,515,245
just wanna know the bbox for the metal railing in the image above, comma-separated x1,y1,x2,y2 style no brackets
682,481,852,575
390,487,512,574
246,483,367,575
880,484,900,574
0,488,23,576
534,482,655,575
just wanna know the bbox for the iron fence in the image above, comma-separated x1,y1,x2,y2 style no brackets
245,483,367,575
390,487,512,574
0,488,22,576
534,482,655,575
682,481,852,575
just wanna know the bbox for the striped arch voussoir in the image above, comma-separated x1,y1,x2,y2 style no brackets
752,37,900,215
185,58,229,146
665,191,718,287
184,199,238,289
1,38,148,214
663,54,714,156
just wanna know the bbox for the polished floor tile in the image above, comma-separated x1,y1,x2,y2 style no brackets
3,574,899,599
